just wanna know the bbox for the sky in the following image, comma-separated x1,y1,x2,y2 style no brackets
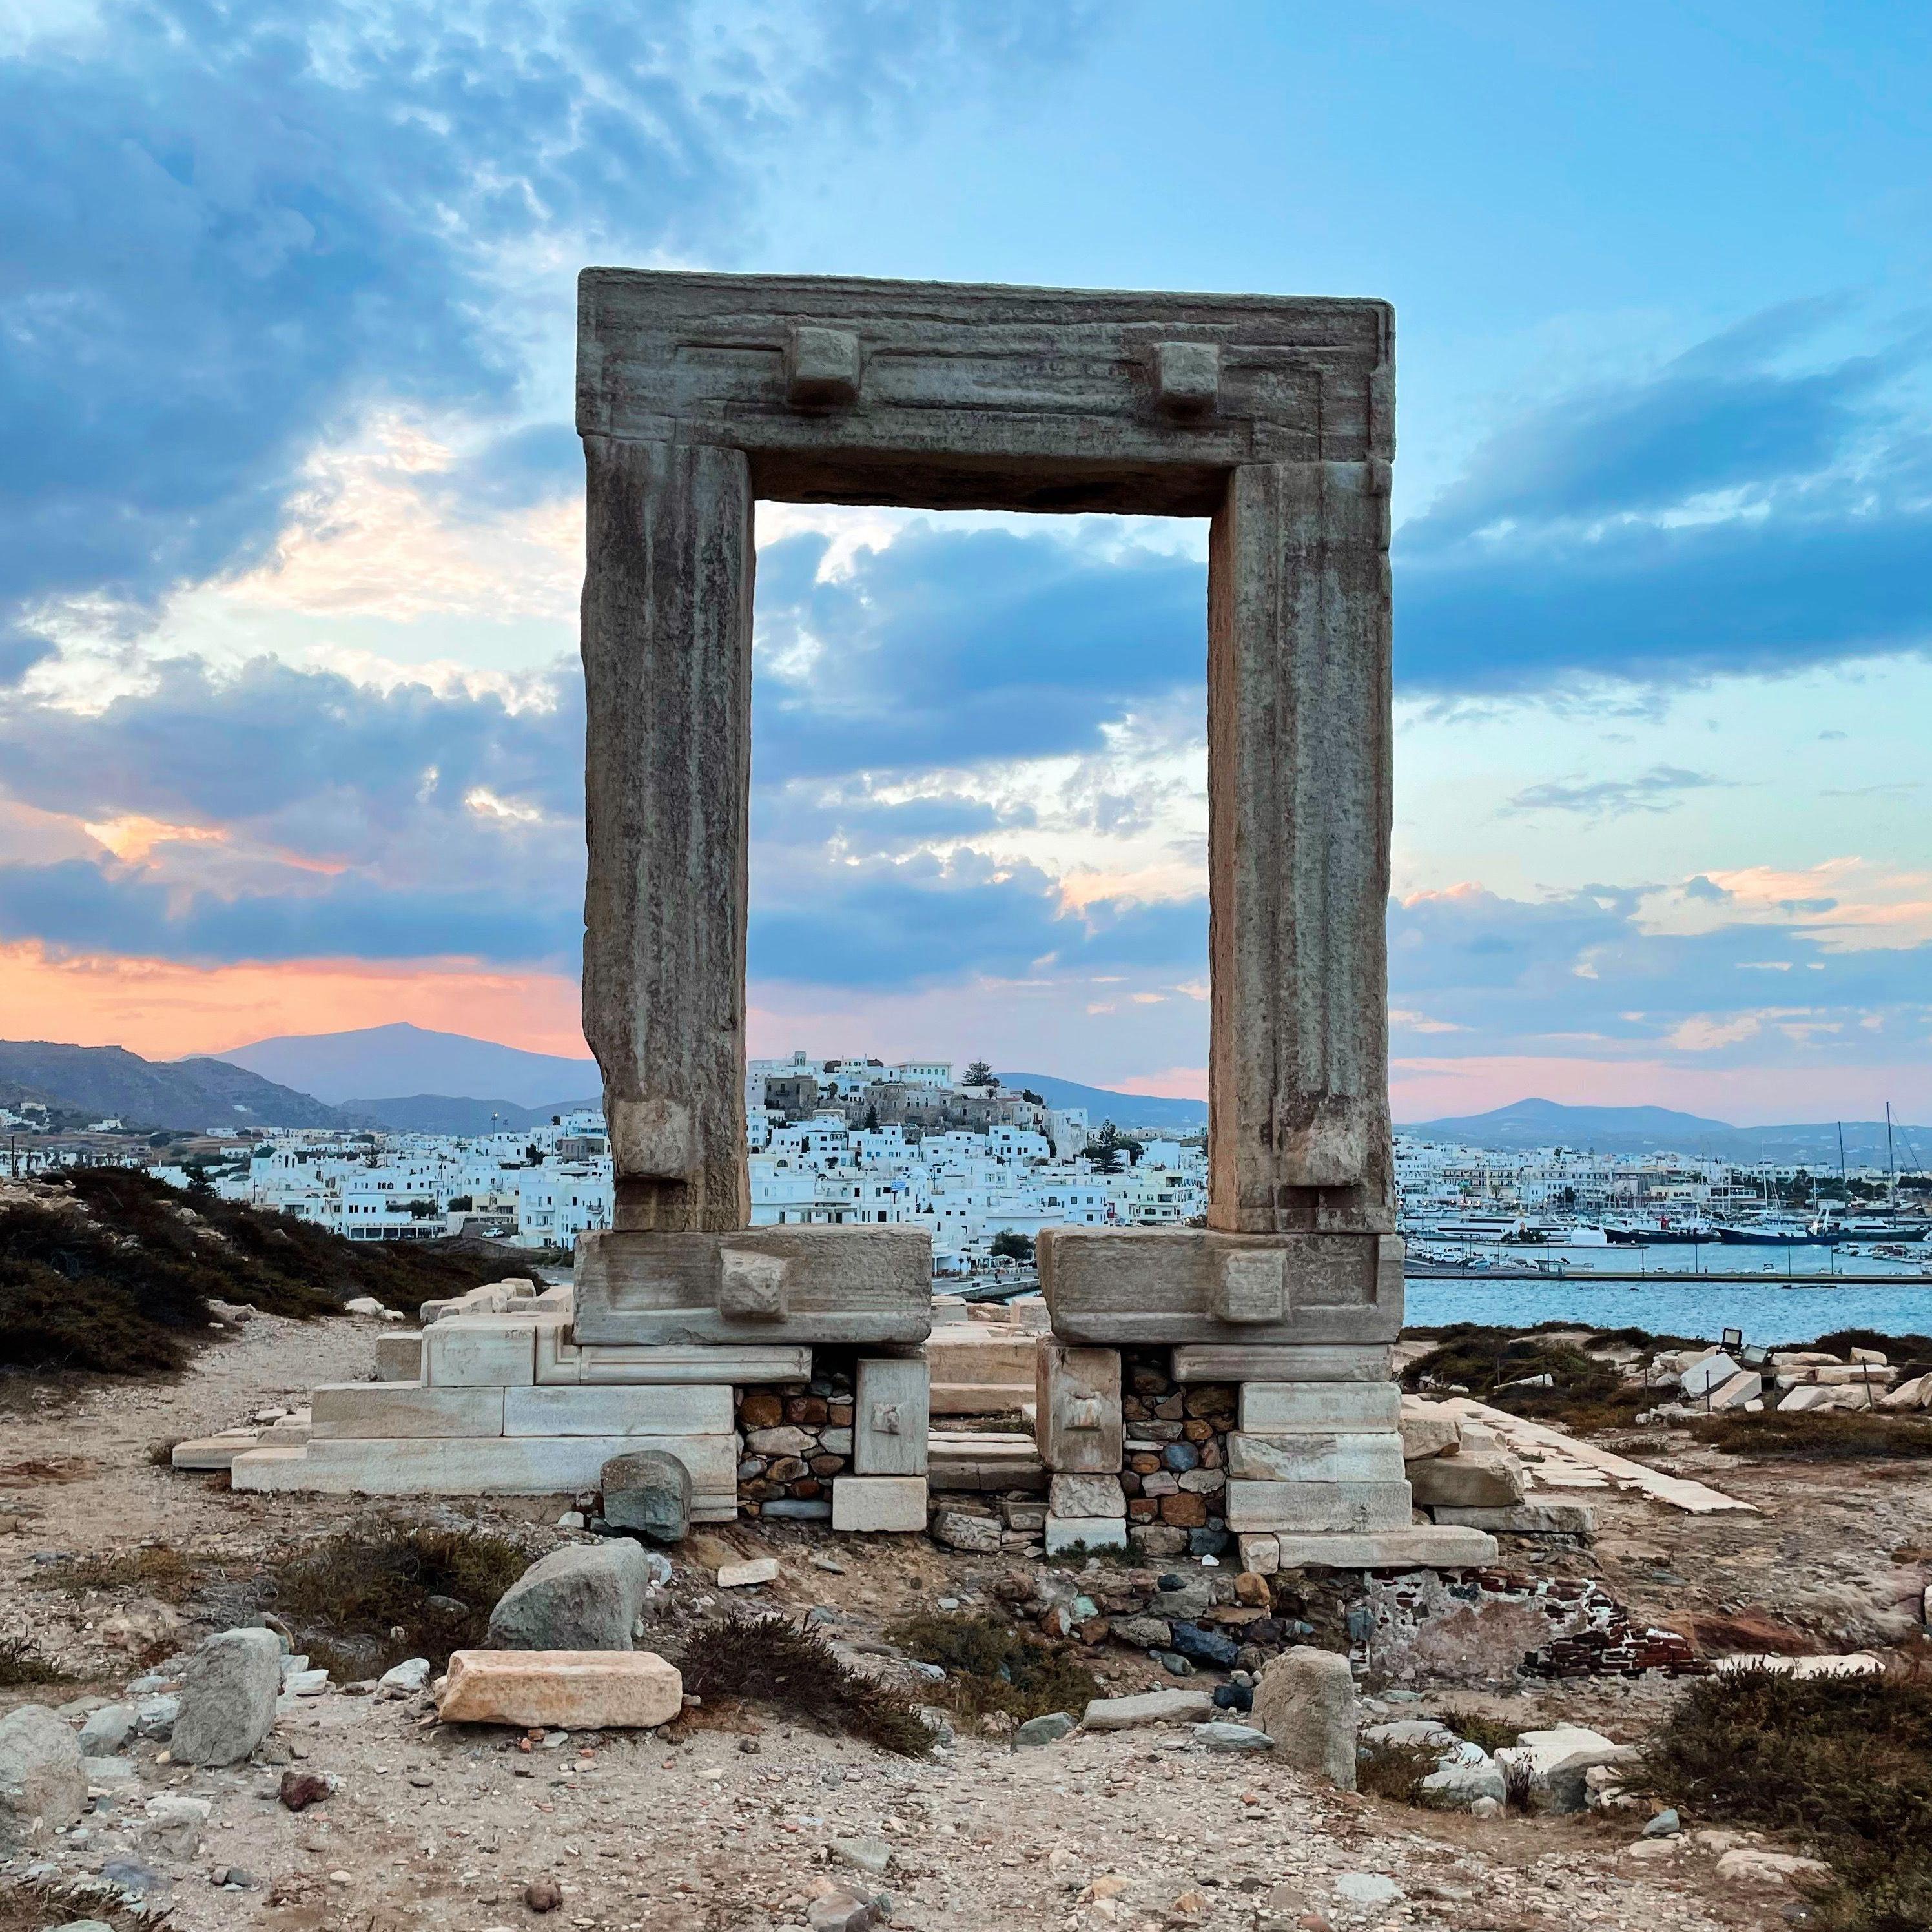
1,1,1929,1125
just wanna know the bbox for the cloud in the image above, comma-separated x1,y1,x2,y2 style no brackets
1397,308,1932,690
753,524,1206,783
750,848,1206,991
1505,764,1726,817
0,1,1101,641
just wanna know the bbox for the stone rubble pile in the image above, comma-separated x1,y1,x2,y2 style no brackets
1639,1340,1929,1417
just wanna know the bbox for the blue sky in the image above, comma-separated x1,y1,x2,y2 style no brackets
1,1,1927,1122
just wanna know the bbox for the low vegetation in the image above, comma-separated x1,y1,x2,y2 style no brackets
0,1635,76,1689
46,1542,201,1603
0,1883,150,1932
1434,1707,1519,1755
1355,1735,1444,1804
887,1610,1101,1726
679,1611,934,1757
271,1526,528,1676
1641,1660,1932,1931
1401,1324,1649,1429
0,1167,503,1375
1689,1411,1932,1461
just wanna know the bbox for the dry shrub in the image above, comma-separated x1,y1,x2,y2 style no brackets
47,1543,200,1603
1435,1707,1519,1754
0,1636,76,1689
272,1526,526,1676
1642,1660,1932,1931
887,1611,1100,1725
1355,1736,1440,1804
1401,1326,1646,1430
0,1881,156,1932
678,1611,933,1757
1689,1411,1932,1461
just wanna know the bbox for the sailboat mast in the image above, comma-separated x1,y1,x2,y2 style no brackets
1887,1102,1897,1211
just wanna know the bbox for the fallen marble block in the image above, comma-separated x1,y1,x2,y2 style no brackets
437,1650,682,1729
1404,1452,1525,1510
1081,1688,1214,1730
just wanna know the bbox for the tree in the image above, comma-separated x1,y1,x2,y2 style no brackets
961,1060,996,1089
864,1104,880,1133
990,1229,1034,1262
1089,1122,1125,1175
447,1195,473,1213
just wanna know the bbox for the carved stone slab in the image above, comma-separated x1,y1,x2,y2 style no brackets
1036,1340,1124,1473
1038,1230,1403,1345
854,1356,930,1475
579,271,1391,516
573,1227,931,1347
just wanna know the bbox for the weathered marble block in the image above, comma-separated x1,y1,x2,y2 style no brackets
1036,1340,1123,1472
831,1475,928,1532
501,1384,732,1439
1222,1477,1415,1533
853,1357,929,1475
573,1228,930,1346
1039,1231,1402,1346
1238,1382,1403,1433
1171,1344,1394,1384
311,1384,504,1439
421,1314,540,1387
1224,1431,1406,1484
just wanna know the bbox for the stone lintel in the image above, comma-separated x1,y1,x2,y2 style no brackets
1039,1229,1401,1346
573,1226,931,1347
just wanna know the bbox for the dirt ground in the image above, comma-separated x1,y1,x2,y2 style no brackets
3,1309,1927,1932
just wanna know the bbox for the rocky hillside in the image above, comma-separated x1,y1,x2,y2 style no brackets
0,1167,505,1376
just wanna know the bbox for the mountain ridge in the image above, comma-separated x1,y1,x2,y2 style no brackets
217,1022,599,1109
0,1040,346,1131
1400,1096,1928,1166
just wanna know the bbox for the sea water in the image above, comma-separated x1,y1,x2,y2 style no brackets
1408,1274,1931,1346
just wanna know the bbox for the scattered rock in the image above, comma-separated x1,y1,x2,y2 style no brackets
1716,1847,1834,1890
1193,1721,1274,1752
525,1875,564,1912
171,1627,282,1767
1497,1725,1634,1814
0,1703,88,1850
1013,1712,1076,1749
1643,1807,1681,1837
831,1834,894,1874
77,1704,136,1758
1333,1873,1403,1907
1081,1689,1214,1731
488,1542,658,1652
1252,1648,1357,1791
131,1692,180,1740
1167,1621,1238,1668
378,1657,432,1696
599,1449,693,1543
140,1793,211,1856
717,1557,780,1589
279,1769,330,1811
